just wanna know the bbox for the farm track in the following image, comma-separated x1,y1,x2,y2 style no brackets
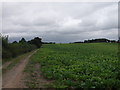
2,61,12,70
0,60,12,70
2,50,37,88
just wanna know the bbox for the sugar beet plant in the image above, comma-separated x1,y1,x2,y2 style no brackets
30,43,119,88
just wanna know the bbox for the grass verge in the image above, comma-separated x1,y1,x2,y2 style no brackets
3,50,35,73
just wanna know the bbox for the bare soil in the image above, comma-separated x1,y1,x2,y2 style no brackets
2,50,37,88
0,60,12,70
34,64,53,88
2,61,12,70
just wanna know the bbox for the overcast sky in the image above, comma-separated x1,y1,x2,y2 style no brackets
2,2,118,43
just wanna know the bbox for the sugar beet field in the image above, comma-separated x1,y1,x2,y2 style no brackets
25,43,120,88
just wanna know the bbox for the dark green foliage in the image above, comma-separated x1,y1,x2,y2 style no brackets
2,36,8,48
28,37,42,48
19,38,26,43
2,48,12,59
1,36,40,61
8,43,36,58
73,38,118,43
12,41,18,43
42,42,56,44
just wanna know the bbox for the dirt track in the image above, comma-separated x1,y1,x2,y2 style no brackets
2,50,37,88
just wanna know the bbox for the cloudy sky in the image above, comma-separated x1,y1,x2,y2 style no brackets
2,2,118,43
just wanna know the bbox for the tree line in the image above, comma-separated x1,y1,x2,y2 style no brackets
42,42,55,44
73,38,119,43
1,35,42,62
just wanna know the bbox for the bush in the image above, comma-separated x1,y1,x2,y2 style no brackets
1,36,40,61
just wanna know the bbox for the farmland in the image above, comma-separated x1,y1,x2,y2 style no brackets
26,43,120,88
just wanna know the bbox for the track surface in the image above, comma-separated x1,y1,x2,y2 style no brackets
2,50,37,88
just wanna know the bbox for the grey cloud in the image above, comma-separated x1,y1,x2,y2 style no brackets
2,2,118,43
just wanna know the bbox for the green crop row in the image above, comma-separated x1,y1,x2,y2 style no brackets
29,43,120,88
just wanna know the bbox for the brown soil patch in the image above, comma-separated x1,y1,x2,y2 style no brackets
2,61,12,70
35,64,53,88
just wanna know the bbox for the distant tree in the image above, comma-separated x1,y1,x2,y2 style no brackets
42,42,56,44
19,38,26,43
28,37,42,48
2,36,9,48
84,40,88,43
117,40,120,43
74,41,83,43
12,41,17,43
2,36,38,60
84,38,111,43
110,40,116,43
